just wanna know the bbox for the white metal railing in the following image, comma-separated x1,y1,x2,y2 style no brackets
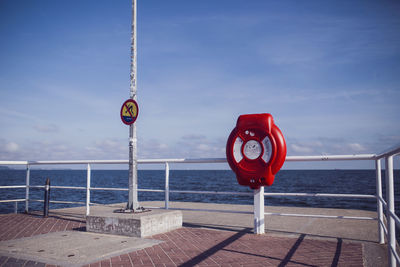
0,146,399,266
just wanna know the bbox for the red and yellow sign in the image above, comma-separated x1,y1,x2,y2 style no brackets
120,99,139,125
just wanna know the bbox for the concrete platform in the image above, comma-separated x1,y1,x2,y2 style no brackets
0,231,161,266
86,206,182,237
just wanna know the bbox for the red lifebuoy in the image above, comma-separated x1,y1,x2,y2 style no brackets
226,113,286,189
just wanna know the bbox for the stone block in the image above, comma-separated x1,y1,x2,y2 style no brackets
86,207,182,237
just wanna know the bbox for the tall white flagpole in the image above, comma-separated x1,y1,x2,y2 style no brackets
127,0,139,211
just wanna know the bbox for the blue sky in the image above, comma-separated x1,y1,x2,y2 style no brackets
0,0,399,169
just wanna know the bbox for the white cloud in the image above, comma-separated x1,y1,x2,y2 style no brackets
287,137,377,156
290,144,313,154
5,142,19,152
347,143,366,152
85,138,126,159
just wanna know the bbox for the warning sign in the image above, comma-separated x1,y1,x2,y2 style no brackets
120,99,139,125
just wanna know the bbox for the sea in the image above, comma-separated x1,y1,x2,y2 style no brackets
1,169,399,215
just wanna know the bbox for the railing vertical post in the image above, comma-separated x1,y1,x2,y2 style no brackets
25,164,30,213
375,159,385,244
43,178,50,218
254,186,265,234
86,164,91,216
385,156,396,267
14,202,18,214
165,162,170,209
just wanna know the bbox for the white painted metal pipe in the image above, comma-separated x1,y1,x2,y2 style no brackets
49,186,86,190
0,161,28,165
254,187,265,234
385,156,396,267
0,199,26,203
0,151,391,167
379,219,388,236
25,164,30,213
377,195,388,209
264,212,376,220
138,189,164,193
30,199,85,205
286,154,376,161
164,207,252,215
28,160,127,165
90,187,129,191
375,159,385,244
0,185,27,189
165,162,170,209
376,145,400,159
387,209,400,230
264,192,376,199
389,245,400,266
86,163,91,216
169,189,253,196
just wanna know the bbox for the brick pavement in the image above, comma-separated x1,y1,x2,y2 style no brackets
87,228,363,267
0,213,364,267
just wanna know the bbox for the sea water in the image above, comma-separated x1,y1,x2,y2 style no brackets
1,169,399,214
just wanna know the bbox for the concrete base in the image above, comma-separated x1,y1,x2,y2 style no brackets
0,231,161,266
86,206,182,238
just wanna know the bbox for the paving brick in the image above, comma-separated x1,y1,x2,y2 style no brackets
100,259,111,267
0,213,367,267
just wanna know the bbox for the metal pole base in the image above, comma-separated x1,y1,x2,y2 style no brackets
114,207,151,214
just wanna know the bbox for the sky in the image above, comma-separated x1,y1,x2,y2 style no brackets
0,0,399,169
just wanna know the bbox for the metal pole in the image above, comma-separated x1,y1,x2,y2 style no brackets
375,159,385,244
43,178,50,218
165,162,170,209
254,187,265,234
25,164,30,213
385,156,396,267
86,164,91,216
127,0,139,211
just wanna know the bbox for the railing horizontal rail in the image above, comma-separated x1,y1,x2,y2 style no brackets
0,161,28,165
30,199,85,205
377,195,388,209
51,186,86,190
90,187,128,191
161,207,253,215
389,244,400,266
0,199,26,203
90,187,164,193
0,153,382,166
0,185,26,189
138,189,164,193
379,219,388,236
376,145,400,159
387,209,400,230
139,158,228,164
169,190,253,196
264,212,377,220
286,154,376,161
28,185,86,190
264,193,376,199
